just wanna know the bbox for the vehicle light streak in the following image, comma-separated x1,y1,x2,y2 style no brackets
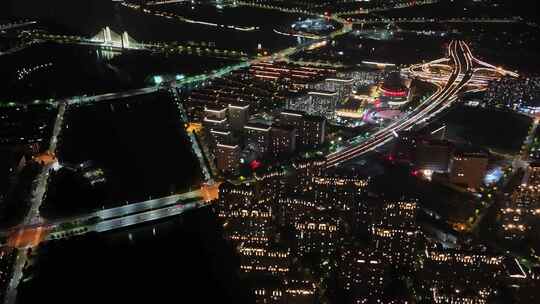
325,41,515,167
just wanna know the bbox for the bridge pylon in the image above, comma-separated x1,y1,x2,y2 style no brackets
91,26,137,49
121,31,137,49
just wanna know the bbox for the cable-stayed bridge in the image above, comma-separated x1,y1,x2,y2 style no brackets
20,26,249,60
90,26,137,49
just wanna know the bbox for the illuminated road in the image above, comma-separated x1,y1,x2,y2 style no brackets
122,2,259,32
170,87,213,183
186,132,213,182
62,62,250,106
0,21,37,31
336,0,438,16
514,117,540,184
0,40,41,57
325,40,516,168
348,17,523,25
5,252,25,304
4,101,67,304
63,87,158,105
234,1,319,15
24,101,66,227
43,190,209,236
93,200,205,232
1,189,215,242
88,190,202,221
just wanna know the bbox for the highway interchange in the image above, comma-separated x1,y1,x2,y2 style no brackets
325,40,518,168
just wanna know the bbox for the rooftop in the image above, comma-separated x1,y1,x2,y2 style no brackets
244,122,272,132
204,104,228,112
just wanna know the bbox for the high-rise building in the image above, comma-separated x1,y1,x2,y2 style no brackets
270,125,297,158
238,242,291,277
419,250,505,304
391,130,418,162
278,110,326,148
203,104,229,134
320,77,354,94
310,175,370,230
209,129,232,147
415,139,453,173
499,163,540,240
215,179,320,303
251,278,317,304
294,212,342,257
216,182,275,245
203,116,228,130
244,122,272,154
279,109,305,129
287,90,338,120
215,142,241,173
338,247,389,302
524,162,540,185
371,200,420,266
283,279,317,304
228,103,250,131
291,157,326,180
311,77,354,117
279,174,368,258
204,104,228,120
302,114,326,147
449,150,489,189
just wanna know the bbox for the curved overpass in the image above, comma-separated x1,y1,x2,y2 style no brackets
325,40,474,167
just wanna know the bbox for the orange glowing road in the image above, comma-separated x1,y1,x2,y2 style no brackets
7,227,49,248
201,182,221,202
